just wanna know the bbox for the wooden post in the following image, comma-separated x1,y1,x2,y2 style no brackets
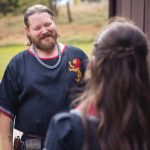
66,1,72,23
109,0,116,18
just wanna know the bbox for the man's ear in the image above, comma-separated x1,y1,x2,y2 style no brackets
91,55,96,67
24,26,29,35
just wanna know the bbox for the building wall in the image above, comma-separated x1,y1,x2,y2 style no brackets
109,0,150,40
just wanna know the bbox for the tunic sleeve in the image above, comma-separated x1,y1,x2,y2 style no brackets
0,59,19,119
44,112,85,150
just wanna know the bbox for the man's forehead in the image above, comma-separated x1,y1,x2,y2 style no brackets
28,12,53,24
29,12,52,19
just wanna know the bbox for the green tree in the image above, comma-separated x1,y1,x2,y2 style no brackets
0,0,19,16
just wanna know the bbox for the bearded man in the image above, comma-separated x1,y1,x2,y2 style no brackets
0,4,88,150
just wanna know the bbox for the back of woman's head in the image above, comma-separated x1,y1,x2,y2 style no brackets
83,17,150,150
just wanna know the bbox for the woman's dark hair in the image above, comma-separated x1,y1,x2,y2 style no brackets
79,17,150,150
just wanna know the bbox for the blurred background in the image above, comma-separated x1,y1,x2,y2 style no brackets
0,1,108,149
0,0,108,79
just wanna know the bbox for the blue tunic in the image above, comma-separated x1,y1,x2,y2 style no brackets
0,45,88,136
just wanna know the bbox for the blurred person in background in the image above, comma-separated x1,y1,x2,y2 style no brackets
44,17,150,150
0,4,88,150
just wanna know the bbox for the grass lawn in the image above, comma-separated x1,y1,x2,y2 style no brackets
0,42,92,79
0,45,26,79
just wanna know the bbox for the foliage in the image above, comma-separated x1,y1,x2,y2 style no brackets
0,0,104,15
17,0,49,13
0,0,19,15
0,0,50,15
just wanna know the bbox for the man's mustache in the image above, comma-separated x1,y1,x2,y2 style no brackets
40,33,55,40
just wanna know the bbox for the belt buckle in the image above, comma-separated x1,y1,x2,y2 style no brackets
25,139,41,150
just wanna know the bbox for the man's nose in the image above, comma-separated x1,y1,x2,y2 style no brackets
41,27,48,34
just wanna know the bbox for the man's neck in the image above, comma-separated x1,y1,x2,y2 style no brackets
31,43,64,58
35,45,57,58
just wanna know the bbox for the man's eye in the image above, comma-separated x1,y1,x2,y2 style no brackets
45,23,51,27
34,27,40,31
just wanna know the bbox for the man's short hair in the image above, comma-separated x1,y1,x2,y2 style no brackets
24,4,54,27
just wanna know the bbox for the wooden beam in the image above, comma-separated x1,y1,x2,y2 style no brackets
144,0,150,39
131,0,144,30
109,0,116,17
121,0,131,19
